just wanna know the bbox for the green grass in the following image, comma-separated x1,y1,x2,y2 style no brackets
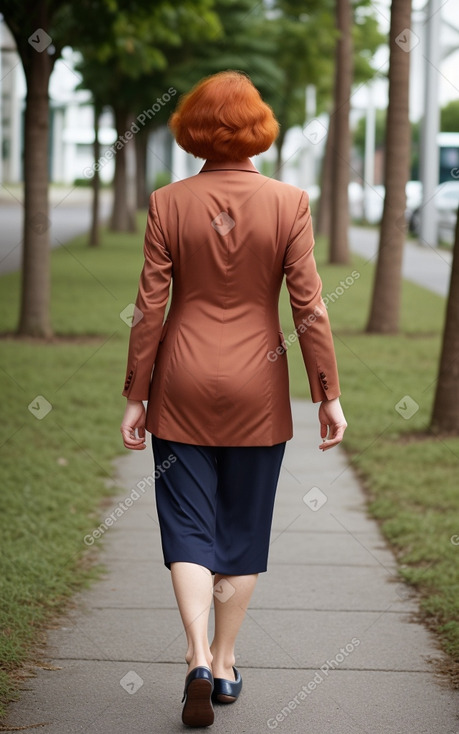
0,220,458,720
0,221,145,718
279,240,459,671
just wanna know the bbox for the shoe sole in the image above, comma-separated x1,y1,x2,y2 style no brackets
182,678,214,727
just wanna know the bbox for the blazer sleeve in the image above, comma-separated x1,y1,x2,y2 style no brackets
122,192,172,400
283,191,341,403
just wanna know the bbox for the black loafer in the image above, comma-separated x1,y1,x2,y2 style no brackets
211,666,242,704
181,666,214,727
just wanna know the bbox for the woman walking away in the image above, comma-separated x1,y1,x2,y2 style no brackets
120,70,347,728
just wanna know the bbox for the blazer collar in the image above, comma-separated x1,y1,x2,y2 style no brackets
199,159,260,174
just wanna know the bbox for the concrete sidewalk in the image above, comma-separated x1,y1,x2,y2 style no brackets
4,401,459,733
350,225,452,297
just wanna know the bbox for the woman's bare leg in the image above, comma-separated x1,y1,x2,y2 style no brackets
210,573,258,679
170,562,214,673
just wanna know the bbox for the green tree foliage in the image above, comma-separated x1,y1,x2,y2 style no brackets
73,0,222,230
99,0,283,136
268,0,336,171
166,0,282,97
74,0,221,108
76,0,286,220
352,2,386,86
440,99,459,132
267,0,384,173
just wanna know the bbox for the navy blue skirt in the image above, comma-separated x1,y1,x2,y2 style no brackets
151,435,286,575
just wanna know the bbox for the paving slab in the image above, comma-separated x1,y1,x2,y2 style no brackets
267,529,397,568
237,608,443,671
68,559,173,610
252,563,417,612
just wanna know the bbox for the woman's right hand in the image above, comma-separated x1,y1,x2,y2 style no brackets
318,397,347,451
120,399,147,450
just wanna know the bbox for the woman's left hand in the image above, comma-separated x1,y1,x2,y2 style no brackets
318,397,347,451
120,399,147,450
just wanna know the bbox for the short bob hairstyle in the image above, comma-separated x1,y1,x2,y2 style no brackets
169,70,279,161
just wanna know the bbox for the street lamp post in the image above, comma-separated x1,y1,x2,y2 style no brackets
364,83,376,222
419,0,441,247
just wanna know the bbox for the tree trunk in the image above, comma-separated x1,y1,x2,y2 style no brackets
315,113,334,237
89,102,101,247
430,206,459,433
366,0,412,333
329,0,353,265
110,107,136,232
18,43,53,337
274,128,286,181
135,128,149,209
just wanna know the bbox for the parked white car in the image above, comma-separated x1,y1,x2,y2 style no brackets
348,182,385,223
349,181,422,225
409,181,459,244
348,182,364,220
405,180,423,215
362,185,385,224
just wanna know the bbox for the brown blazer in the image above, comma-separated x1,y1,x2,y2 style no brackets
122,158,340,446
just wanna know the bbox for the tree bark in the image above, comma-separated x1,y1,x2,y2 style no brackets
18,40,53,337
430,206,459,433
110,107,136,232
89,102,101,247
366,0,412,333
329,0,353,265
315,113,335,237
135,128,149,209
274,128,286,181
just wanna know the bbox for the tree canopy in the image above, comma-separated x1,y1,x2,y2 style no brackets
440,99,459,132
